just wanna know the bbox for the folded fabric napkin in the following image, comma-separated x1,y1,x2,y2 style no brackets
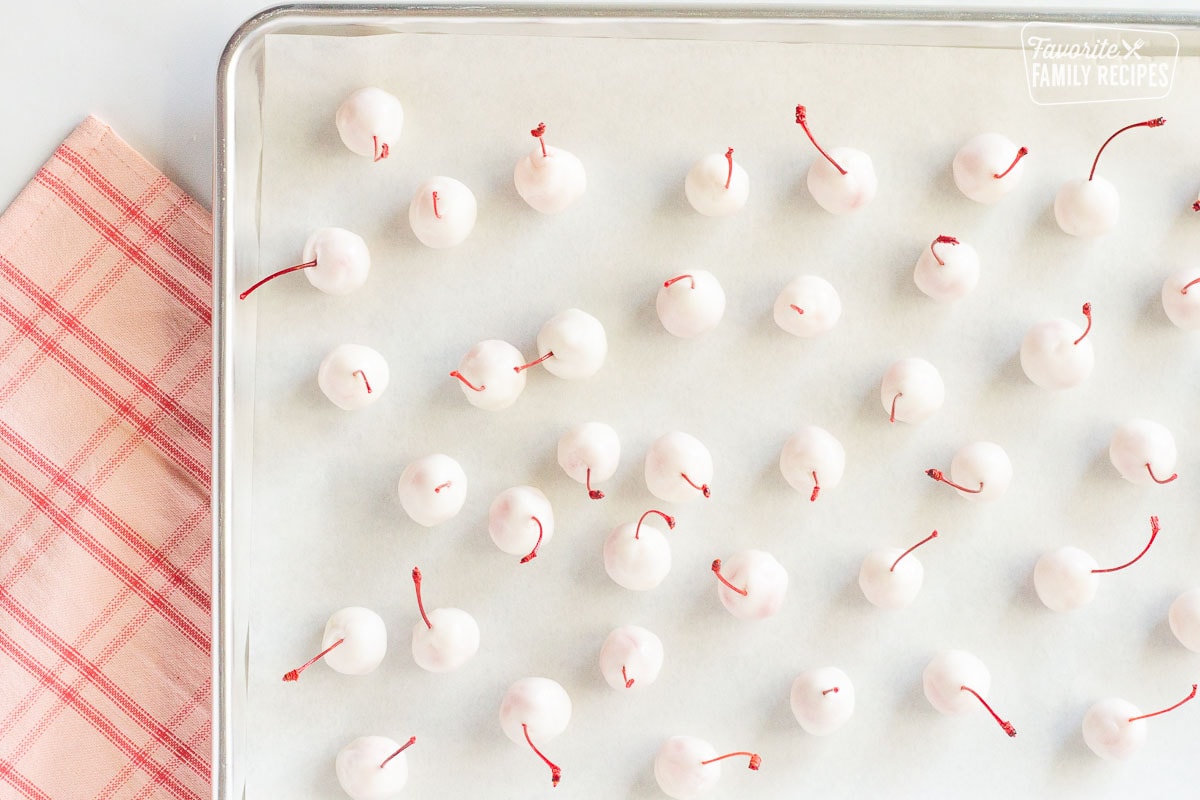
0,116,212,800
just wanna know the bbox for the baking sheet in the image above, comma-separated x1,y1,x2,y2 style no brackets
240,24,1200,800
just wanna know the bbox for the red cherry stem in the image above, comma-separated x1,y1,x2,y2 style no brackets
432,191,442,219
680,472,711,498
514,351,555,373
700,751,762,770
412,567,432,629
711,559,748,596
1145,462,1178,484
930,235,959,267
1181,277,1200,295
520,516,545,564
434,481,452,493
925,468,982,494
1128,684,1198,722
890,530,939,572
992,146,1028,179
352,369,372,394
1073,302,1092,346
810,471,820,503
724,147,735,190
1092,515,1159,574
531,122,547,158
1193,201,1200,213
959,685,1017,737
822,687,840,696
522,723,562,787
282,638,344,682
238,259,318,300
379,736,416,769
634,509,676,540
889,392,903,424
449,370,485,392
794,105,846,175
586,468,604,500
373,135,390,163
622,665,634,689
790,304,805,315
1088,117,1165,181
664,274,696,290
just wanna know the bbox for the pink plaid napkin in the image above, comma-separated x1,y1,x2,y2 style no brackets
0,116,212,800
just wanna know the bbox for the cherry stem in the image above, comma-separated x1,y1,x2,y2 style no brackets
810,471,820,502
724,147,735,190
519,516,545,564
1128,684,1198,722
1088,117,1165,181
794,104,846,175
238,259,317,301
711,559,748,596
930,235,959,267
925,468,982,494
411,567,433,629
373,135,389,163
379,736,416,769
622,665,635,689
531,122,547,158
514,351,555,373
822,687,839,696
586,468,604,500
992,146,1028,179
681,472,711,498
635,509,676,540
790,304,805,315
1092,515,1160,574
1073,302,1092,346
282,638,344,682
1193,201,1200,212
700,751,762,771
522,723,562,787
432,191,442,219
960,685,1017,737
889,392,903,424
1181,276,1200,295
664,274,696,290
449,370,485,392
890,529,939,572
1145,462,1178,485
352,369,372,394
434,481,452,493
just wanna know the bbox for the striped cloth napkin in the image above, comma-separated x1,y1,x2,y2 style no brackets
0,116,212,800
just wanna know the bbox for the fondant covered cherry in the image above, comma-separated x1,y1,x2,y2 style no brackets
711,551,788,620
450,339,527,410
923,650,1016,737
925,442,1012,502
952,133,1029,204
1083,685,1197,760
516,309,607,379
599,625,664,690
409,177,477,248
240,227,370,299
1020,302,1094,390
773,275,841,338
1109,419,1178,486
1054,117,1165,237
318,344,390,410
654,736,760,800
603,509,676,591
410,567,479,673
514,122,586,214
335,87,403,162
913,235,980,302
335,735,416,800
1162,269,1200,329
791,667,855,735
685,147,749,216
795,104,876,214
397,454,467,527
489,486,554,563
283,606,387,681
1169,588,1200,652
1034,516,1159,611
779,425,845,502
858,530,938,610
645,432,713,503
499,677,571,787
657,272,726,338
880,357,944,424
557,421,620,499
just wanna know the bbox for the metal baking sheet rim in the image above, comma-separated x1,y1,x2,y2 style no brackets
211,4,1200,798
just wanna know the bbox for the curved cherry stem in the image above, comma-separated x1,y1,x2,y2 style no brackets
822,687,840,696
586,468,604,500
664,274,696,290
993,146,1028,179
379,736,416,769
724,147,735,190
1128,684,1197,722
521,723,562,787
930,235,959,266
282,638,344,682
1145,462,1178,485
700,751,762,770
889,392,903,424
960,686,1017,737
621,665,635,689
531,122,548,158
810,471,820,502
352,369,372,394
1088,118,1166,181
1092,515,1159,574
449,370,485,392
434,481,452,493
711,559,748,596
514,351,555,373
1181,276,1200,295
412,567,432,629
1073,303,1093,346
925,468,982,494
238,259,317,301
794,105,846,175
520,516,545,564
373,135,389,163
890,530,939,572
790,304,805,315
635,509,676,540
681,472,711,498
431,191,442,219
